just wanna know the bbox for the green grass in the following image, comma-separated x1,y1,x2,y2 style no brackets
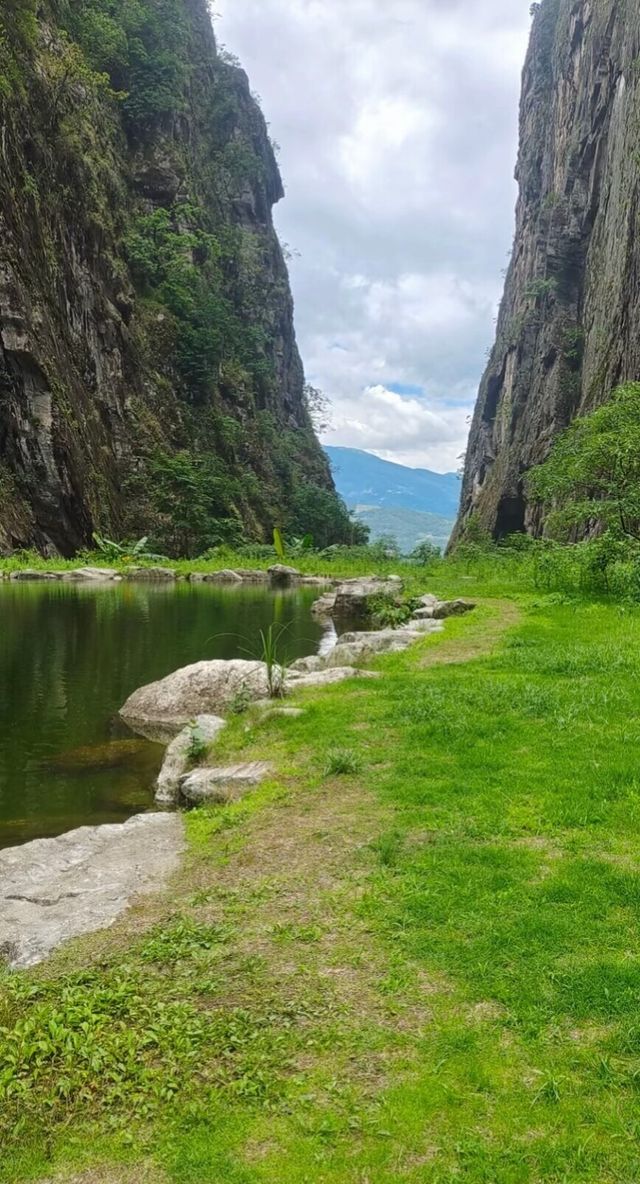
4,593,640,1181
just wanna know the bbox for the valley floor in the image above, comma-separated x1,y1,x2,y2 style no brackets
3,589,640,1182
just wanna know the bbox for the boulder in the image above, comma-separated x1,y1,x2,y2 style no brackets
326,630,422,667
62,567,120,582
201,569,243,583
0,814,184,970
289,655,324,674
412,607,436,620
332,577,405,621
268,564,301,586
155,715,226,805
311,592,337,618
433,600,476,619
124,567,177,581
235,569,269,582
120,660,277,741
419,594,440,609
10,570,59,582
289,666,381,690
180,762,272,805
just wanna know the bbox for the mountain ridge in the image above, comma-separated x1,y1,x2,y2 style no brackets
324,446,460,518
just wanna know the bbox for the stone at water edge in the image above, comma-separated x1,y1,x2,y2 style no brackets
180,762,273,805
0,814,184,970
61,567,120,581
289,655,324,674
120,660,277,741
331,577,405,620
9,570,59,581
201,569,243,583
123,567,177,581
156,715,227,805
268,564,301,585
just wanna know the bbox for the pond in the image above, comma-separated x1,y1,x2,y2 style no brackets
0,581,329,849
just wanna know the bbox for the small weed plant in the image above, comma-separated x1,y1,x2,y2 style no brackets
324,748,362,777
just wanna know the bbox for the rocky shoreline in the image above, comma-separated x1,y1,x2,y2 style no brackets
0,574,474,971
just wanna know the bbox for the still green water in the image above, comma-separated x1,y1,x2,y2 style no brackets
0,582,327,849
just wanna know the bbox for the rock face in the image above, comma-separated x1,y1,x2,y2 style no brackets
0,814,184,969
0,1,343,556
453,0,640,542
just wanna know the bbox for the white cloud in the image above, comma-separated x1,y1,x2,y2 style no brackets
213,0,533,472
328,385,470,471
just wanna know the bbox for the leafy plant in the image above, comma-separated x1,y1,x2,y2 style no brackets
229,686,252,716
273,527,286,562
186,722,208,764
256,624,289,699
324,748,362,777
92,534,166,561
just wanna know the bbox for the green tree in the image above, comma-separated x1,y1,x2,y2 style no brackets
528,383,640,541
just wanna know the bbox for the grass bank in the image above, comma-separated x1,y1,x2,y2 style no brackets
3,590,640,1182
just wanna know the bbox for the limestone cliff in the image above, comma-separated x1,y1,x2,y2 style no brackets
454,0,640,542
0,0,345,555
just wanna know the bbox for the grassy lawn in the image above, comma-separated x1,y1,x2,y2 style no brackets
3,591,640,1182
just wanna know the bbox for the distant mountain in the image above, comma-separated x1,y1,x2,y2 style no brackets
350,506,454,554
325,447,461,518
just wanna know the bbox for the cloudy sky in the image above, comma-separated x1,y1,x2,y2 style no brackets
214,0,533,473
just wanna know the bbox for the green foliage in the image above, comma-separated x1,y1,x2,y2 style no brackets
92,533,165,561
528,382,640,542
273,527,286,562
410,539,442,564
185,722,208,764
146,452,244,559
286,483,362,551
61,0,189,126
368,592,414,630
256,624,288,699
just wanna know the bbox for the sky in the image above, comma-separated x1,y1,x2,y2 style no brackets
213,0,533,473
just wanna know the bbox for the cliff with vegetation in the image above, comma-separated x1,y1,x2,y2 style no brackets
0,0,349,556
454,0,640,543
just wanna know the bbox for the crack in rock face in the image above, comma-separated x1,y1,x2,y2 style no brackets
0,813,184,969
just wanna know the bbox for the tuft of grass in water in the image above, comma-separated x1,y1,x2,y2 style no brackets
323,747,362,777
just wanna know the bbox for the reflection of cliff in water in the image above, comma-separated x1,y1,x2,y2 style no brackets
0,583,324,847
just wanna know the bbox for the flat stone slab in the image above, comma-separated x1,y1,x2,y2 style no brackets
0,814,184,970
181,762,273,805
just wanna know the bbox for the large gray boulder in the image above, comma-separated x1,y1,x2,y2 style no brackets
180,762,272,805
62,567,120,582
123,567,176,581
268,564,301,586
201,569,243,583
0,814,184,969
330,577,404,621
120,660,276,741
156,715,226,804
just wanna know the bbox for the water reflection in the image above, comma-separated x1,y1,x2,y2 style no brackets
0,582,323,847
